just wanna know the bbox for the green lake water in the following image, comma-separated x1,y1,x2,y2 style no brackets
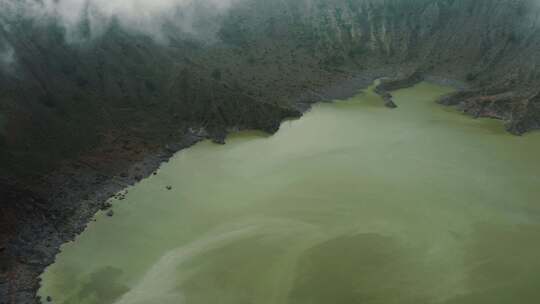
39,82,540,304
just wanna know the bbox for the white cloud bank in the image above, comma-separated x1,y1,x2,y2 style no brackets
0,0,237,42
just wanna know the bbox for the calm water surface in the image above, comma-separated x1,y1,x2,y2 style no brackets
39,83,540,304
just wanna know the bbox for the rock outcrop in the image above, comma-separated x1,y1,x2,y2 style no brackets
439,88,540,135
375,72,426,108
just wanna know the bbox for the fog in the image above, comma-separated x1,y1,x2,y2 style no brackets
0,31,14,72
0,0,237,42
0,45,14,67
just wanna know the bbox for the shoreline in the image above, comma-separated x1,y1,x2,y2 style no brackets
0,70,472,304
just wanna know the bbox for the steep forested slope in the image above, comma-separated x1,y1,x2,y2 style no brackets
2,0,540,178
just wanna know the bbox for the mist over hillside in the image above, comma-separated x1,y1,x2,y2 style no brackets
2,1,540,302
0,39,14,69
0,0,237,45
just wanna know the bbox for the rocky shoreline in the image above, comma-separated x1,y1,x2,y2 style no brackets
0,130,204,304
0,69,389,304
437,87,540,135
1,68,536,304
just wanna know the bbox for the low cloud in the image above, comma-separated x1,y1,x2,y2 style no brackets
0,0,237,43
0,37,15,72
0,46,14,65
